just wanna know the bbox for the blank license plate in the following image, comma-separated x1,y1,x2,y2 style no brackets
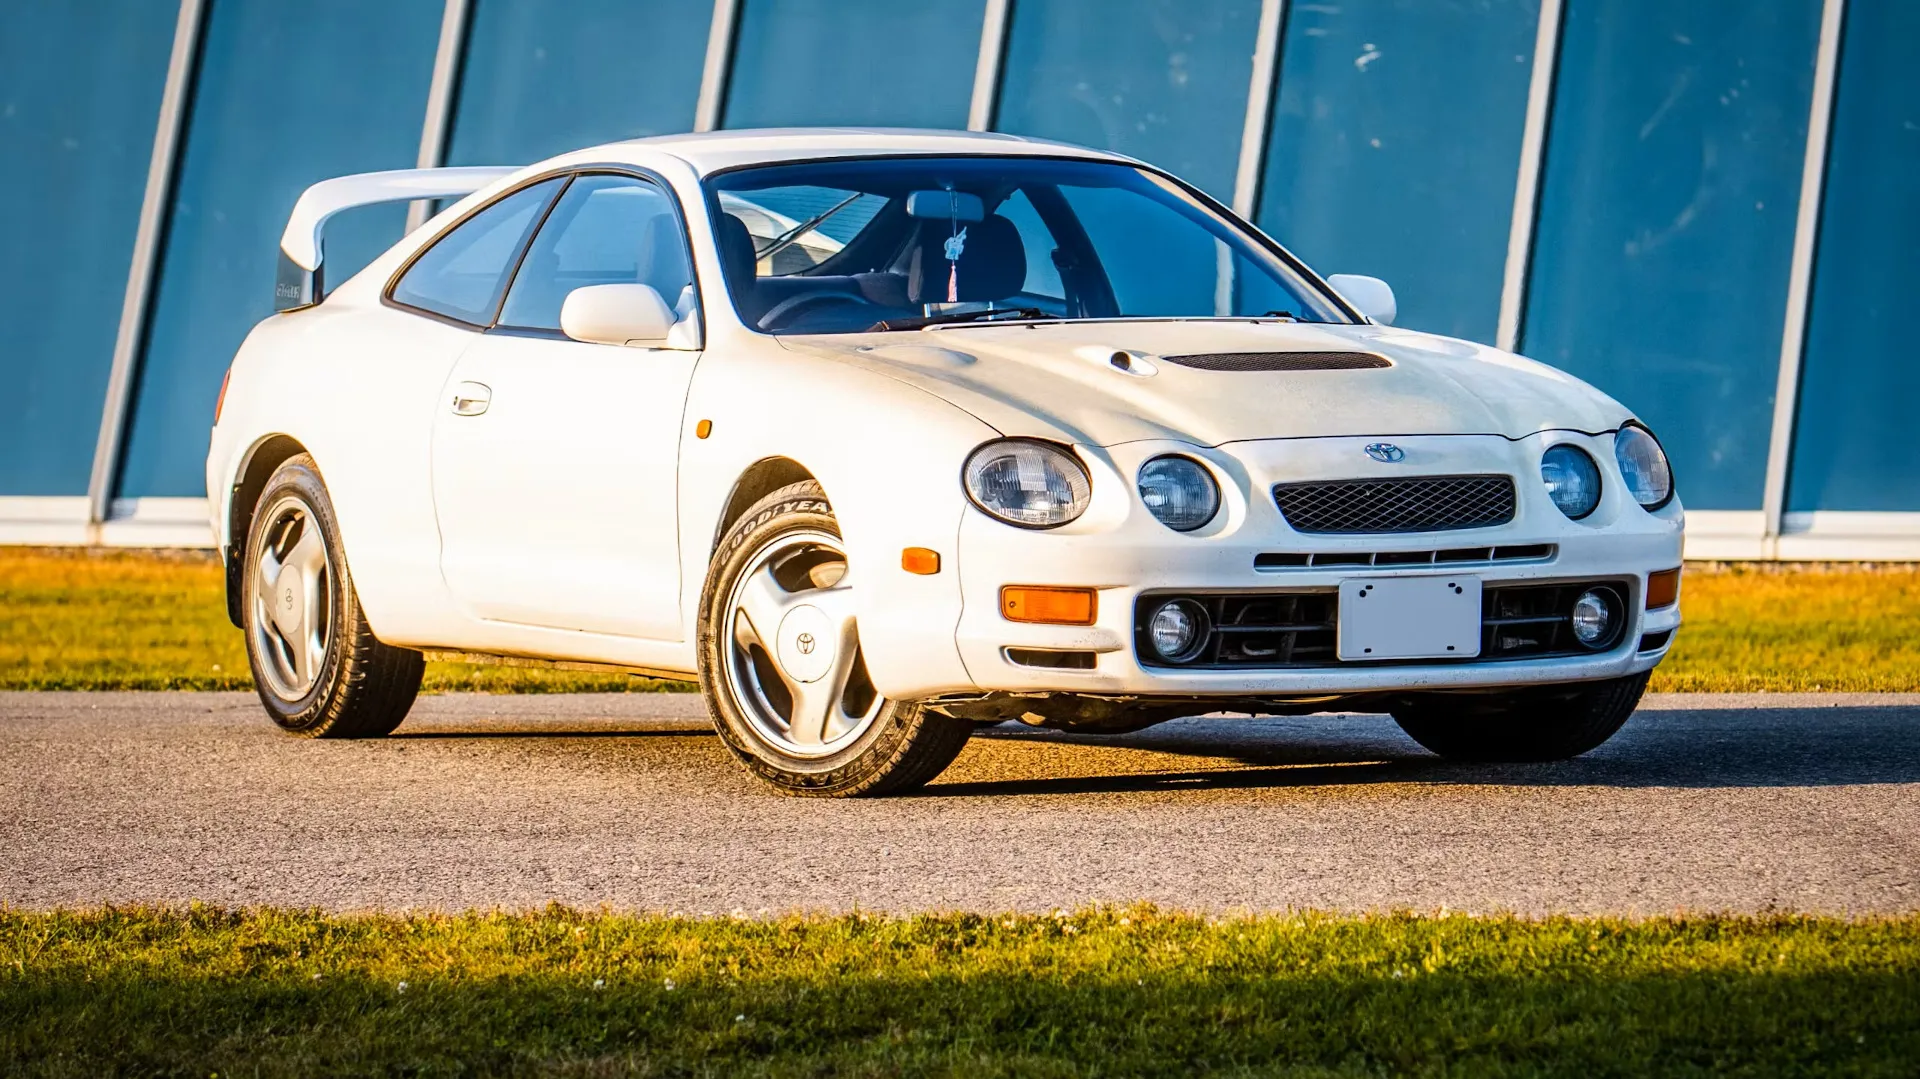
1337,575,1482,661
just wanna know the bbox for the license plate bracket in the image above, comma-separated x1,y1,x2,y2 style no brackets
1337,575,1482,661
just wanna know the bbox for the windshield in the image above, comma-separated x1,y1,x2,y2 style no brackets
703,156,1350,335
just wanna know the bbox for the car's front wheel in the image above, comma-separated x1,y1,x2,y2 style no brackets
242,453,423,737
1390,671,1650,762
698,481,972,796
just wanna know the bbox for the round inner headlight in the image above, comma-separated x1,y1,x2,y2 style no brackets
1146,599,1209,663
1570,588,1617,648
1614,424,1674,510
1541,444,1602,520
963,439,1092,528
1137,456,1220,532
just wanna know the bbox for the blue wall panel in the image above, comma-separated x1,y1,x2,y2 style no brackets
118,0,441,499
0,1,174,495
1522,0,1819,510
725,0,984,129
994,0,1261,202
1787,1,1920,513
1257,0,1537,344
446,0,709,165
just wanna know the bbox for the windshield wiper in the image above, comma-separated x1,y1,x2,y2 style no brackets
867,307,1052,332
754,192,865,263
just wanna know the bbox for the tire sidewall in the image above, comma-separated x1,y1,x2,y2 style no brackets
697,483,922,793
243,455,350,732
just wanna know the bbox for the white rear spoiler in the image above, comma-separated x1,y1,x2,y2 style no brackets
275,166,518,311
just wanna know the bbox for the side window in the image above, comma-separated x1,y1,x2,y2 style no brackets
389,177,564,325
497,174,696,331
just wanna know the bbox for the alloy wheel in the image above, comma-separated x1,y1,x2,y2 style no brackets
721,529,882,757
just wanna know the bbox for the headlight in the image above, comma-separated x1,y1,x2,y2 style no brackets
1137,456,1219,532
963,439,1092,528
1613,424,1673,510
1541,444,1601,520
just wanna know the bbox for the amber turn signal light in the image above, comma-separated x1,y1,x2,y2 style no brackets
901,547,941,575
1646,566,1681,610
1001,586,1097,625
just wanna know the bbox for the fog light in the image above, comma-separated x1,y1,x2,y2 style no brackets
1147,599,1209,663
1571,589,1616,648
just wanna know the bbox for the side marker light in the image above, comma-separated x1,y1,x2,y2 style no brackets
901,547,941,575
1001,586,1097,625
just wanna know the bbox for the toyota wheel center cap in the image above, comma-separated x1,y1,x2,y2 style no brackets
776,604,835,683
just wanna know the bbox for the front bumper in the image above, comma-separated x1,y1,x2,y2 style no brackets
949,432,1684,697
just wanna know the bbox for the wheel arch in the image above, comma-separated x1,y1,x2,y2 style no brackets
711,456,819,552
223,433,309,628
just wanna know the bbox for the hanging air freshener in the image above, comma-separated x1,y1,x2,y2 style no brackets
944,226,967,303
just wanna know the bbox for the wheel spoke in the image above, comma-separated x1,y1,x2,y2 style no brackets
254,548,281,606
732,564,799,654
286,519,327,578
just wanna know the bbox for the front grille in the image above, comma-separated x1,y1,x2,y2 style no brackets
1161,350,1390,372
1273,475,1515,534
1134,581,1624,669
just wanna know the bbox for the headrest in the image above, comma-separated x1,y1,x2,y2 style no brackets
908,214,1026,305
716,213,757,291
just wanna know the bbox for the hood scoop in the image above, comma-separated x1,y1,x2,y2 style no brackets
1160,350,1391,372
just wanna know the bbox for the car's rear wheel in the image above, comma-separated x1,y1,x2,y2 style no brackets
242,454,423,737
698,480,972,796
1390,671,1649,762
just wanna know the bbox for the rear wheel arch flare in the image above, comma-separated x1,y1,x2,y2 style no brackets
713,457,818,552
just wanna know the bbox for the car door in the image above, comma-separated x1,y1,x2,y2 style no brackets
430,171,702,640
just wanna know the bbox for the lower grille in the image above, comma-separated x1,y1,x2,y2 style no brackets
1134,581,1625,669
1274,475,1516,534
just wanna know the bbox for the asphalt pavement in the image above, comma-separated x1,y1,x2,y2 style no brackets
1,690,1914,915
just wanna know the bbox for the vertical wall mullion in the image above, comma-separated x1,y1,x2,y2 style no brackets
968,0,1013,131
1230,0,1285,220
406,0,473,232
694,0,742,132
1762,0,1847,551
87,0,206,532
1495,0,1563,354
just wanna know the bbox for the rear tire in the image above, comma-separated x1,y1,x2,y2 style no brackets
1390,672,1649,762
242,454,423,738
698,480,971,796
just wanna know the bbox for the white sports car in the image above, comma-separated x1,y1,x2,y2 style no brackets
208,129,1683,796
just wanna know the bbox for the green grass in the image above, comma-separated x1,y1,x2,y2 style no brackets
2,547,1918,692
0,547,693,693
3,907,1916,1076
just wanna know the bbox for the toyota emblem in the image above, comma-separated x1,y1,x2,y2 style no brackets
795,632,816,655
1364,443,1406,463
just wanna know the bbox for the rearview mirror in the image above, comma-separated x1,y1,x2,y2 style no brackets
905,190,984,222
1327,274,1396,326
560,284,683,347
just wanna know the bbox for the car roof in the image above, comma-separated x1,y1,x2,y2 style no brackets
553,127,1138,176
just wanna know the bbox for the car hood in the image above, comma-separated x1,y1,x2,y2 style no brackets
777,319,1632,448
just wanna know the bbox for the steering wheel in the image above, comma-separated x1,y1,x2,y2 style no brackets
756,290,868,331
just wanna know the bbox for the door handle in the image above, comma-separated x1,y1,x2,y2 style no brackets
450,381,491,416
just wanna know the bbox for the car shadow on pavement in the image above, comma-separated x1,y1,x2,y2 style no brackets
926,704,1920,797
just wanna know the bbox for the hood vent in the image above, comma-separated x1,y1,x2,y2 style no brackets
1161,351,1391,372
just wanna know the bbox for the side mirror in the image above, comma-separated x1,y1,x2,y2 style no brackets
1326,274,1396,326
560,283,682,347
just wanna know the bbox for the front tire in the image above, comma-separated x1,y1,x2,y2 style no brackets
242,454,423,737
698,481,971,796
1390,672,1650,762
